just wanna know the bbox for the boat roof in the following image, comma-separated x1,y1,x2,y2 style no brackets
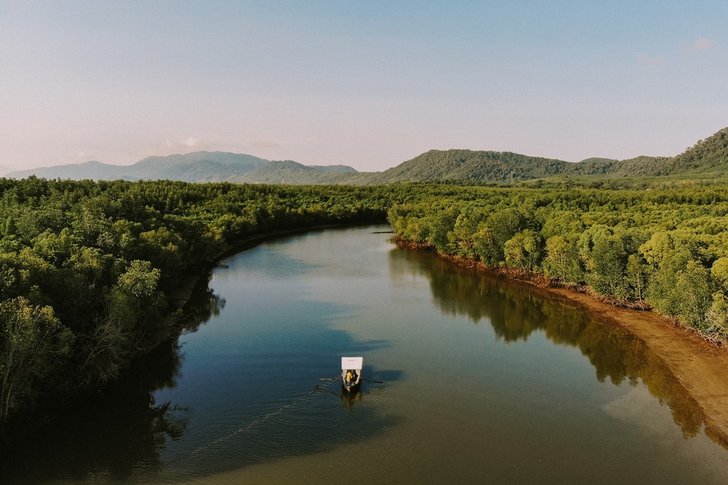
341,356,363,370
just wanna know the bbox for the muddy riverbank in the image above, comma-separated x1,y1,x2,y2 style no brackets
395,238,728,449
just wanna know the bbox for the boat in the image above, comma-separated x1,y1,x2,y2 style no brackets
341,356,363,393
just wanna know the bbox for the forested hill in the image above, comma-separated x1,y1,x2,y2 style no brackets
365,150,676,183
235,160,364,184
369,127,728,183
663,127,728,176
366,150,573,183
569,128,728,178
7,152,360,184
7,127,728,184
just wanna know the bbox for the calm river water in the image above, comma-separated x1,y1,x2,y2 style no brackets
4,224,728,484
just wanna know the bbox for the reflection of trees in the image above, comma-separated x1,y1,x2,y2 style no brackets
390,248,705,438
0,282,222,484
178,274,226,335
0,341,186,483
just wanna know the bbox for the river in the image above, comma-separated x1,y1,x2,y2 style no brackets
3,224,728,484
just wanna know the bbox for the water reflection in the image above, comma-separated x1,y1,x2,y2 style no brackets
0,278,223,484
4,226,721,484
178,277,226,335
341,388,362,410
389,248,705,439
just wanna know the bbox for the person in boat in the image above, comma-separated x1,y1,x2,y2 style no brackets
345,369,359,386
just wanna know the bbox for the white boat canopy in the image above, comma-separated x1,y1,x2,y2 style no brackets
341,356,363,370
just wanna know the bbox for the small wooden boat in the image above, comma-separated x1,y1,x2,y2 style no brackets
341,356,363,393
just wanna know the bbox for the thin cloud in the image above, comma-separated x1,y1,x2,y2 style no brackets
689,37,715,52
182,137,200,148
638,53,663,66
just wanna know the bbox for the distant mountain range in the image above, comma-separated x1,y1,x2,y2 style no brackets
7,151,367,185
7,127,728,184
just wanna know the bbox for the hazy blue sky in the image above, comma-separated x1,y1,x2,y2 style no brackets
1,1,727,172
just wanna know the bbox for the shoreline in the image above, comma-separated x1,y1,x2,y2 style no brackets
547,285,728,449
394,238,728,448
170,220,386,309
0,220,387,453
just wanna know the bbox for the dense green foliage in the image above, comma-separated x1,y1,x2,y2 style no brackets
238,160,362,184
3,170,728,431
370,127,727,183
388,184,728,341
668,128,728,176
367,149,573,183
0,177,390,422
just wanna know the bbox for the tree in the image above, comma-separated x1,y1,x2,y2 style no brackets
706,292,728,337
580,226,630,299
428,208,457,253
643,239,712,327
488,207,525,257
0,297,73,420
82,260,166,385
711,257,728,291
504,229,543,271
625,254,647,303
472,225,500,265
541,210,584,239
675,260,713,329
451,208,481,258
543,234,583,284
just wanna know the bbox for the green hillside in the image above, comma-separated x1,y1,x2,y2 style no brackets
8,161,131,180
368,150,574,184
130,152,268,181
235,160,356,184
7,152,358,184
668,128,728,175
367,128,728,183
7,127,728,185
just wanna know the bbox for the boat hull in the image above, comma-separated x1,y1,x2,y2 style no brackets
341,356,363,394
341,381,361,393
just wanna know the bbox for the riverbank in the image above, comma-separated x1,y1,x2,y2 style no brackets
169,220,387,309
547,285,728,448
394,238,728,449
1,220,387,453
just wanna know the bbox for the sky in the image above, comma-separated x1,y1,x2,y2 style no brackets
1,1,727,173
